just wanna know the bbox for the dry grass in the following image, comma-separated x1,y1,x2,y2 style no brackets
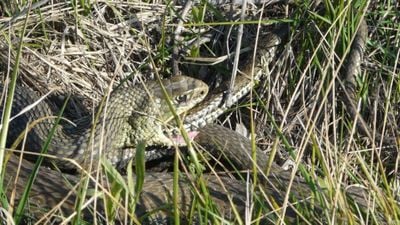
0,0,399,224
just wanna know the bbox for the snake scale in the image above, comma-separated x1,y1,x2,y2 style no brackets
1,7,391,224
2,76,208,170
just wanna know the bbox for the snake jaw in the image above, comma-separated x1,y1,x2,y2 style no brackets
147,75,209,146
162,128,200,146
170,131,200,145
152,75,209,122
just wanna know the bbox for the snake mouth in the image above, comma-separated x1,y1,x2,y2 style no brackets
165,129,200,146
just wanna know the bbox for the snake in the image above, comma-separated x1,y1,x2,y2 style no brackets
1,9,391,224
3,76,208,170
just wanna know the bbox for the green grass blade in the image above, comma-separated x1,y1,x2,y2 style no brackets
0,0,31,213
14,94,70,224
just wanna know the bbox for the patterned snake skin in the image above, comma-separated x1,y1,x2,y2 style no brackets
2,26,287,223
2,76,208,170
2,15,387,224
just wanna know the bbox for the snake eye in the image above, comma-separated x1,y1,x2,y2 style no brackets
175,94,188,103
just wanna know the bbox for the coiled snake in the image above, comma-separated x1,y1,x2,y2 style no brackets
3,76,208,170
1,12,387,224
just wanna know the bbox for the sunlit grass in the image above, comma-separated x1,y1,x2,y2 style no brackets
0,0,399,224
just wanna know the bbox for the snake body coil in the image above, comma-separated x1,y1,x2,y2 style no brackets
2,14,386,224
3,76,208,169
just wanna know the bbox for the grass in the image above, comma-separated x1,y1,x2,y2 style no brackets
0,3,31,223
0,0,399,224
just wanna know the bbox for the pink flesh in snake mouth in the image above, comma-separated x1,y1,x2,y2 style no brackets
170,131,200,145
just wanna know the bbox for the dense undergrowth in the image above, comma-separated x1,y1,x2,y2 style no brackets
0,0,399,224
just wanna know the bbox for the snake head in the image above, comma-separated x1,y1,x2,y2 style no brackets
151,75,209,123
